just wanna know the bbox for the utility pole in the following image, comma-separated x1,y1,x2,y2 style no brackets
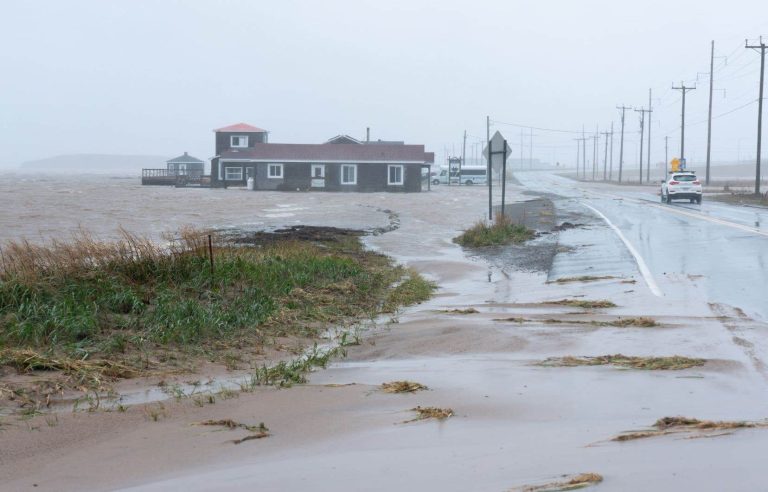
672,82,696,161
647,88,653,183
746,37,766,196
601,129,610,180
461,130,467,187
529,128,534,169
576,136,588,179
617,106,630,182
582,127,587,180
609,122,614,180
520,129,524,169
575,138,581,178
706,40,715,185
592,131,599,180
635,107,649,184
665,136,669,176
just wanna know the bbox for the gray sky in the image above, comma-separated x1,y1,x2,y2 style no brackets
1,0,767,169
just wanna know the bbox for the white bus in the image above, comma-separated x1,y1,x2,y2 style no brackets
433,167,487,185
460,167,487,185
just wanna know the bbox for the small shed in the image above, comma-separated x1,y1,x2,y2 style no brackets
166,152,204,175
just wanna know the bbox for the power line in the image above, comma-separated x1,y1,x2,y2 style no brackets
683,99,758,128
489,119,583,134
717,59,761,82
713,40,752,73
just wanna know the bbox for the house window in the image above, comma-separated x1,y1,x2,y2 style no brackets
388,165,404,185
311,164,325,178
225,166,243,180
230,135,248,148
341,164,357,185
268,163,283,179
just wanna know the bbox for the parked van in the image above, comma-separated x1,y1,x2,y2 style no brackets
434,169,460,185
460,167,487,185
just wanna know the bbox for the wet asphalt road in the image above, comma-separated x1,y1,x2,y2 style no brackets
515,171,768,322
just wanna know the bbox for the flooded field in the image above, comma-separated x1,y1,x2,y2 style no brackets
0,173,410,244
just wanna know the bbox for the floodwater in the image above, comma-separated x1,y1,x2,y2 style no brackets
0,173,396,244
3,171,768,491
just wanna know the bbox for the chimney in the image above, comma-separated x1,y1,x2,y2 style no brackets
366,127,370,142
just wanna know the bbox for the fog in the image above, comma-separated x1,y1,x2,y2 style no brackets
1,0,766,170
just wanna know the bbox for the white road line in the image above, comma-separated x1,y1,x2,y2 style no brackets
581,202,664,298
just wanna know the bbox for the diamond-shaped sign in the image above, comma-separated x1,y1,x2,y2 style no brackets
483,131,512,173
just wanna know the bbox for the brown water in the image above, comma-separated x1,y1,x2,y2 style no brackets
0,173,420,244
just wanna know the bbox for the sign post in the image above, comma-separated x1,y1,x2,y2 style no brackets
484,131,512,219
501,139,508,217
487,138,493,220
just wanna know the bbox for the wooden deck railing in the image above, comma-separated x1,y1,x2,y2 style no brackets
141,169,207,186
142,169,203,178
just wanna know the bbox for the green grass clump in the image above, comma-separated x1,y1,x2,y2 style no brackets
453,214,534,247
0,238,363,347
383,270,436,312
248,344,343,388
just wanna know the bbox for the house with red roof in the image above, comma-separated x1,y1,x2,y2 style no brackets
210,123,434,192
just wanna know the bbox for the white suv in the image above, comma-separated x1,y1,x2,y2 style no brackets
661,172,702,204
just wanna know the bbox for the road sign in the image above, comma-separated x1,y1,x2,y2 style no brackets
484,131,512,173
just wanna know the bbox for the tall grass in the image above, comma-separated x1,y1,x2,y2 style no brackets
453,214,534,247
0,229,398,352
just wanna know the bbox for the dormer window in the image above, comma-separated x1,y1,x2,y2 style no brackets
230,135,249,148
